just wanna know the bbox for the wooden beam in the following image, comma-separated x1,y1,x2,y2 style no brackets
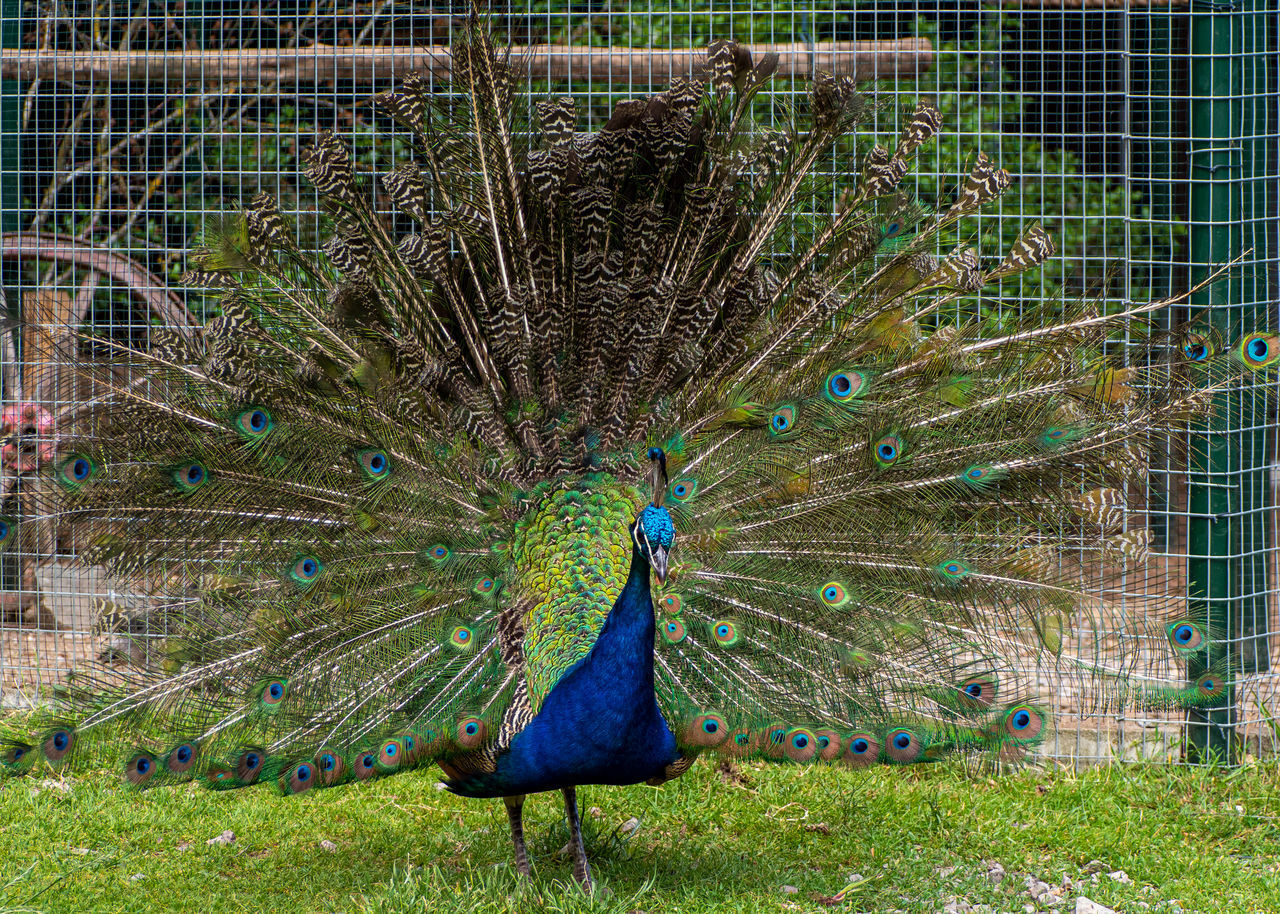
0,39,932,86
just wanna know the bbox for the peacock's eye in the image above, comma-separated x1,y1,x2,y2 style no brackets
768,405,797,436
818,581,849,606
173,462,209,493
289,555,323,587
825,369,868,404
668,478,698,503
1185,343,1208,361
358,449,390,479
235,407,274,438
873,434,903,467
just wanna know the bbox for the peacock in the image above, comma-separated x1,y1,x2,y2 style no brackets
2,24,1274,891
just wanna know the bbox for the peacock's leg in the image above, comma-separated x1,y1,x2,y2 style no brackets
561,786,593,891
504,794,532,877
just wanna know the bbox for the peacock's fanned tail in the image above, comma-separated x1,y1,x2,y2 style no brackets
3,24,1273,788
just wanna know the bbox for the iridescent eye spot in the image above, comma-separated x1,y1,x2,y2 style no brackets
684,713,729,748
819,582,849,606
1185,343,1208,362
43,728,75,764
359,449,390,479
449,626,474,649
235,408,273,438
1195,673,1225,698
58,454,95,488
884,728,923,763
937,559,969,580
768,405,797,436
873,434,903,467
647,446,664,460
378,740,402,769
296,764,311,781
125,751,158,786
290,556,322,586
174,462,208,492
1236,332,1280,370
1047,428,1066,440
1167,620,1205,653
669,478,698,502
710,620,740,646
662,618,687,644
353,752,377,779
824,369,870,405
842,732,880,768
261,679,286,706
320,754,336,771
175,745,192,763
1003,705,1045,740
473,578,497,595
456,717,487,749
661,593,682,614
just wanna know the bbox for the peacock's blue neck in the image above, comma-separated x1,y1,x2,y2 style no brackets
586,541,658,692
447,536,678,798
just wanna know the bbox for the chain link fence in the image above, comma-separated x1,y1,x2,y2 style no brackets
0,1,1276,764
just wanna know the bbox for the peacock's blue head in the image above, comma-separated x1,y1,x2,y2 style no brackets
632,504,674,584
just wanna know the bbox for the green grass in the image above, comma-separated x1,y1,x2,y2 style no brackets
2,758,1277,913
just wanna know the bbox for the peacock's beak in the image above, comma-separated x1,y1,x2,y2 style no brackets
651,546,669,585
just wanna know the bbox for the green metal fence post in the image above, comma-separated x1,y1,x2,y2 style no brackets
1186,0,1275,763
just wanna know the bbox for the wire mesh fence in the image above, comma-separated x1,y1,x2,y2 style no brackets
0,1,1275,764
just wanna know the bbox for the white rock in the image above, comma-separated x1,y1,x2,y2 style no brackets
206,830,235,846
942,901,973,914
781,885,799,894
1026,876,1053,901
319,839,337,852
1075,898,1116,914
1107,871,1131,885
986,861,1007,883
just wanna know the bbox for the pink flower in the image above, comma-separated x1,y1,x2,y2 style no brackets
1,403,57,473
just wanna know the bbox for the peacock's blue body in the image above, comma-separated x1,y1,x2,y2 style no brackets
448,519,680,799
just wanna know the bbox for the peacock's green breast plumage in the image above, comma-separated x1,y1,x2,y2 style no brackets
512,477,645,710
